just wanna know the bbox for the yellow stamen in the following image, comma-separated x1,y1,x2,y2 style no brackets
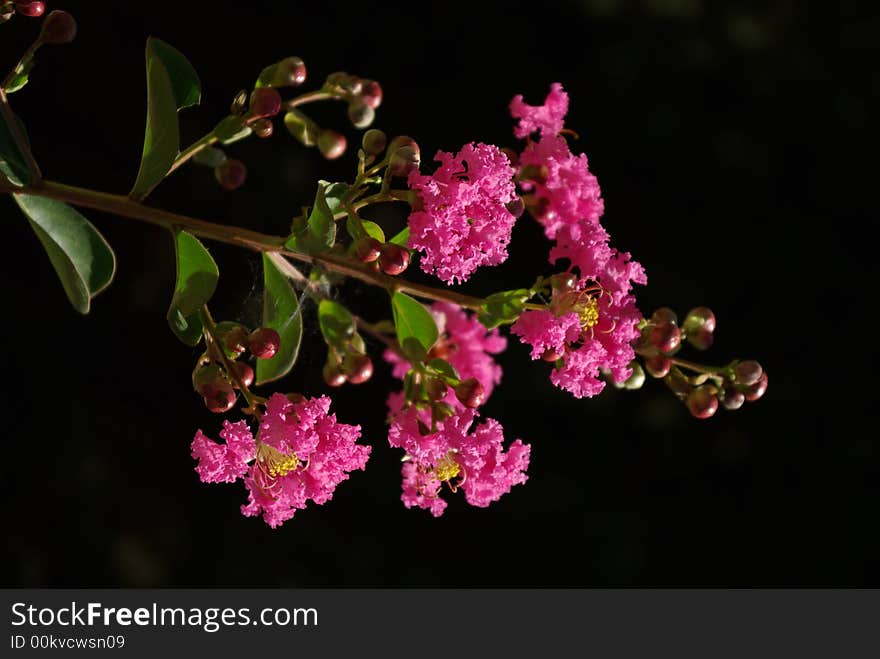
577,297,599,329
257,443,299,478
434,452,461,482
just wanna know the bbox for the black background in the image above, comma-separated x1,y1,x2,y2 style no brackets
1,1,875,586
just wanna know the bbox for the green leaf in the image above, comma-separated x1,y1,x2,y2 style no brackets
256,254,303,385
130,38,201,199
285,181,348,253
166,230,218,345
388,226,410,247
0,111,34,186
318,299,356,348
213,116,252,145
361,220,385,242
391,291,438,362
4,59,34,94
478,288,531,329
283,110,319,146
14,194,116,314
427,357,460,383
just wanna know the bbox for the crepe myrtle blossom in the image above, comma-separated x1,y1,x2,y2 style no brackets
191,393,370,528
384,301,507,412
509,83,647,397
389,406,530,517
406,142,518,284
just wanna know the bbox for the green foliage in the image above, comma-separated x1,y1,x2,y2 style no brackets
14,194,116,314
256,254,303,385
388,226,410,247
0,110,35,186
130,38,201,199
478,289,531,329
318,299,356,348
166,230,218,345
391,292,438,362
286,181,349,253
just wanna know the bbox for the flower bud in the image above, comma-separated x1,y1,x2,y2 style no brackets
378,243,410,275
353,236,382,263
426,378,448,401
389,145,420,177
268,56,307,87
651,307,678,324
361,129,387,155
506,197,525,218
721,389,745,411
687,327,714,351
734,360,763,387
686,386,718,419
541,348,563,362
644,354,671,378
252,118,273,138
743,372,768,402
214,159,247,191
649,321,681,353
192,363,229,397
317,130,347,160
682,306,716,334
40,10,77,44
360,80,383,109
623,363,646,390
343,353,373,384
455,377,485,409
347,99,375,128
248,327,281,360
550,272,578,293
205,389,237,413
231,361,255,388
322,361,346,387
215,322,249,358
249,87,282,118
15,1,45,17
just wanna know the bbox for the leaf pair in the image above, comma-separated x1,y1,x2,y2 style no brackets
167,233,303,386
286,181,349,254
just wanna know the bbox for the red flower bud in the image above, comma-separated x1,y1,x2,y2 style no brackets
343,353,373,384
15,1,44,17
455,377,485,409
231,361,254,388
214,159,247,191
651,307,678,324
353,237,382,263
721,389,745,411
687,327,714,351
322,361,346,387
541,348,563,362
248,328,281,360
686,386,718,419
378,243,410,275
683,306,716,333
649,321,681,353
644,355,672,378
361,129,387,155
347,100,375,128
249,87,282,119
317,130,346,160
215,322,249,358
205,389,237,413
361,80,383,109
426,378,448,401
40,10,77,44
734,360,763,386
743,372,768,402
389,145,420,177
252,118,273,138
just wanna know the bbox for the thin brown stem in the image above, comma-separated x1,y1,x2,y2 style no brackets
6,179,487,311
166,132,219,177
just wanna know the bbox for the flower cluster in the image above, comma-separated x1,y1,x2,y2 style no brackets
191,393,370,528
389,407,530,517
509,84,647,398
406,142,518,284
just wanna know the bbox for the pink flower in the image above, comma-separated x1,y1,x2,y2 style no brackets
384,302,507,412
510,82,570,139
190,393,370,528
509,83,647,397
389,406,530,516
407,143,517,284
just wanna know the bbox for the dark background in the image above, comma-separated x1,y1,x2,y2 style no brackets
1,1,875,586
